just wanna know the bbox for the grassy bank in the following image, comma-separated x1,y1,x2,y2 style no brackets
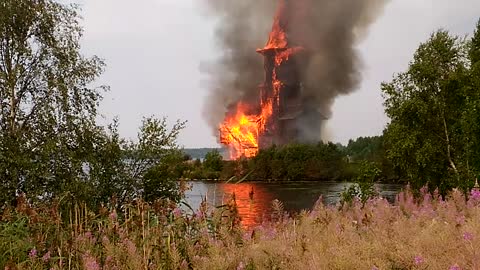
2,187,480,269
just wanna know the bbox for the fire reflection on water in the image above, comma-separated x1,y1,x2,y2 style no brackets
185,181,403,228
218,183,275,228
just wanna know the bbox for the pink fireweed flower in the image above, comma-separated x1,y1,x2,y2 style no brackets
77,231,96,246
470,189,480,200
105,256,113,264
455,215,466,226
122,238,137,255
180,259,188,269
463,232,474,241
195,210,205,220
109,210,117,221
173,207,182,218
42,251,51,262
371,266,379,270
236,261,245,270
82,253,100,270
449,264,461,270
414,255,424,265
28,248,37,259
102,235,110,245
243,231,252,241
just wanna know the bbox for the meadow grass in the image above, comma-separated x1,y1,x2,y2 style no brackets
1,187,480,270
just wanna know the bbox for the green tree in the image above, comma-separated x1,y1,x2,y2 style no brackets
203,150,223,172
0,0,106,205
465,19,480,175
382,30,476,193
470,19,480,64
345,136,383,162
341,161,380,205
250,142,346,181
0,0,188,207
123,117,186,203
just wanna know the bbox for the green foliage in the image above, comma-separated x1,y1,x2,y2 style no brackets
467,19,480,174
382,29,480,194
0,0,106,205
0,216,31,266
250,142,346,181
345,136,383,162
0,0,187,209
204,150,224,172
470,19,480,64
123,117,187,203
143,151,186,203
344,136,396,181
341,161,380,205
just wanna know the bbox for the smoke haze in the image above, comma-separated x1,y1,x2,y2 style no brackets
201,0,389,142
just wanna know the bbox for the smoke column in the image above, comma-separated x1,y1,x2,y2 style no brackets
201,0,389,142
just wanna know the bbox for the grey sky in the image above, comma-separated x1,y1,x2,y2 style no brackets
76,0,480,147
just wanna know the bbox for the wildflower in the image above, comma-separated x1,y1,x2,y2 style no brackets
173,207,182,218
336,224,344,233
414,255,424,265
180,260,189,269
82,253,100,270
28,248,37,259
122,238,137,255
455,215,466,225
104,256,119,270
84,231,93,239
449,264,461,270
419,186,429,196
243,231,252,241
109,210,117,221
371,266,379,270
237,261,245,270
78,231,96,246
463,232,474,241
42,251,51,262
105,256,113,264
102,235,110,245
195,210,205,220
260,226,277,240
470,189,480,200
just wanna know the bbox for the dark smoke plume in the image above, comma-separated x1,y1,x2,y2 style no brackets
201,0,389,142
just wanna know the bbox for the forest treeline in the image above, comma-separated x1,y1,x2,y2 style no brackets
183,136,396,183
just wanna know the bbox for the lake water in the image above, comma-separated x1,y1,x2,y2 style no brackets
184,181,403,227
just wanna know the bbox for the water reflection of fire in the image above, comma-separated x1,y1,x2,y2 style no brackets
219,183,274,228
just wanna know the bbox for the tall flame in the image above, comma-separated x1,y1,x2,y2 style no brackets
263,0,288,50
219,0,301,160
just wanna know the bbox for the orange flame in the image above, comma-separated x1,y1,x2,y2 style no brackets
263,0,288,50
219,0,302,160
219,103,260,160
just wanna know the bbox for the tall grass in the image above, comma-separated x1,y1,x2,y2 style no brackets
2,187,480,269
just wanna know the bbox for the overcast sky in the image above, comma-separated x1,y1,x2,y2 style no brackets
74,0,480,148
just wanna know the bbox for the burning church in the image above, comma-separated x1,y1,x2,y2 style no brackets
219,1,321,159
203,0,388,160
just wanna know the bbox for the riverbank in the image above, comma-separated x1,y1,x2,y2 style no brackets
2,187,478,269
183,178,405,184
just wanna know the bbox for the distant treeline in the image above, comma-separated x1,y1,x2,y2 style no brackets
183,148,225,160
182,136,398,183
